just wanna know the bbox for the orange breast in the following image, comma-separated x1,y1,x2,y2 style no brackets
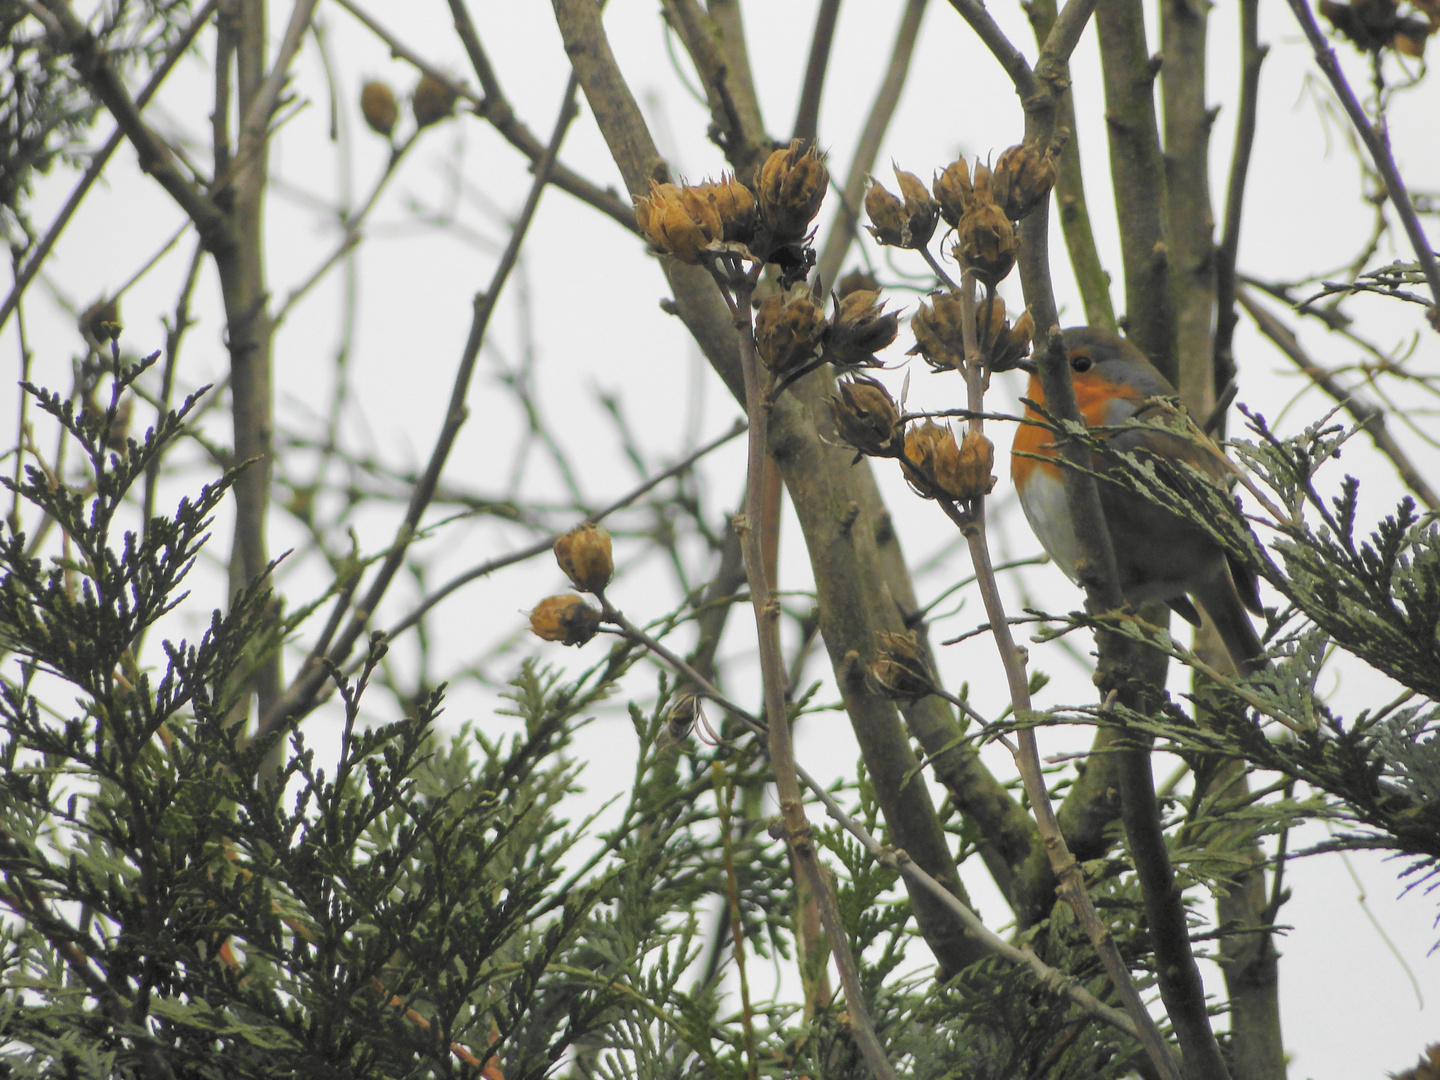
1010,373,1057,489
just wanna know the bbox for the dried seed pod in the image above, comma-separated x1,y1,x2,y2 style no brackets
975,295,1004,340
864,167,939,249
830,374,904,458
826,289,898,367
907,291,966,369
954,202,1018,286
864,178,908,247
701,173,758,242
991,308,1034,373
868,630,934,701
901,420,957,496
992,143,1057,221
360,80,399,137
754,286,827,374
553,522,614,594
836,268,881,298
935,428,996,500
529,594,602,646
933,159,975,228
412,73,458,128
754,140,828,245
634,181,723,264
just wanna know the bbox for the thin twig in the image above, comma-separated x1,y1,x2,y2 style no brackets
1214,0,1267,392
792,0,841,144
725,263,899,1080
255,76,583,741
324,0,639,230
947,271,1184,1080
1285,0,1440,322
814,0,927,291
602,614,1146,1044
1238,289,1438,510
0,0,220,336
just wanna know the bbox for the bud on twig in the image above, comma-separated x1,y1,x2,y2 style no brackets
360,80,399,138
869,630,935,700
412,73,459,128
755,141,828,245
755,286,828,374
553,522,614,594
826,290,898,367
529,594,602,646
830,375,904,459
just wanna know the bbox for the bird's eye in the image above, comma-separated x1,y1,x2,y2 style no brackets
1070,353,1093,373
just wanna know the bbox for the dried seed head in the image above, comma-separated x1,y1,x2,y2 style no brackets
991,308,1034,373
553,522,614,594
954,202,1018,286
754,286,828,374
901,420,956,496
992,143,1058,221
836,268,881,298
865,167,939,249
975,295,1008,345
830,374,903,458
529,594,602,646
937,428,996,500
826,289,899,366
634,181,723,264
360,80,399,138
933,159,975,228
907,291,966,369
902,422,994,500
79,297,121,345
412,73,459,128
868,630,934,701
864,178,908,246
755,141,828,245
701,173,758,242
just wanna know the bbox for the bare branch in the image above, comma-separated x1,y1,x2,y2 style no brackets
256,75,583,741
1285,0,1440,323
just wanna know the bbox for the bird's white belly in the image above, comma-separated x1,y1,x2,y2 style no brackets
1018,469,1083,584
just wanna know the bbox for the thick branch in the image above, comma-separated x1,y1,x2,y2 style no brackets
552,0,994,978
792,0,841,143
1213,0,1267,399
1095,0,1175,377
35,0,232,252
1161,0,1217,414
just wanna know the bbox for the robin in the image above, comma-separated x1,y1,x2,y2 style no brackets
1010,327,1266,675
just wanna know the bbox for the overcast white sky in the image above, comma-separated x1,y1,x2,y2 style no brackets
7,1,1440,1075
